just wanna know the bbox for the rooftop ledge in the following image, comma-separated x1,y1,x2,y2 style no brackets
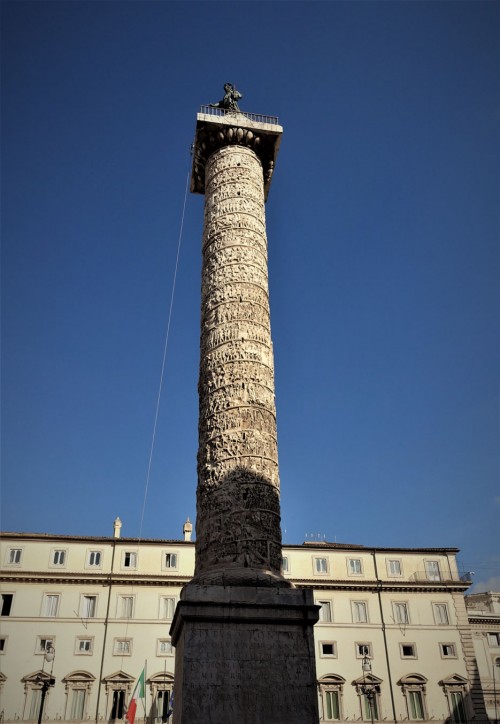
191,106,283,201
198,105,281,129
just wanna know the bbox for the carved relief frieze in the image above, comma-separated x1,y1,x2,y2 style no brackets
202,300,270,330
202,283,270,312
202,245,268,278
195,143,283,580
202,227,268,256
199,341,274,370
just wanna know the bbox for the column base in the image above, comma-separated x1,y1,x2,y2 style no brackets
170,584,320,724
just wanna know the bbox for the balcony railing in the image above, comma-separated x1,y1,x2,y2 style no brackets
408,571,472,584
199,105,279,126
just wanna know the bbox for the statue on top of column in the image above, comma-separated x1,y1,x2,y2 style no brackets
210,83,242,112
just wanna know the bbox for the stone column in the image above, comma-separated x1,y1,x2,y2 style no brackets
195,142,283,586
171,109,319,724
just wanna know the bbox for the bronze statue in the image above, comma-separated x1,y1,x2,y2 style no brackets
210,83,242,112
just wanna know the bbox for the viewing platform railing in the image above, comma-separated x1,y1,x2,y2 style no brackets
199,105,279,126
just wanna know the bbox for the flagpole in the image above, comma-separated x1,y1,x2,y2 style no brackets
143,659,147,724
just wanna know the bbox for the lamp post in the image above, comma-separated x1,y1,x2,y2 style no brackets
35,645,55,724
360,650,377,724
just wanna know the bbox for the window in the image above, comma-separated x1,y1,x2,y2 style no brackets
149,674,174,722
352,601,368,623
387,559,402,577
81,595,97,619
487,632,500,646
425,560,441,581
21,672,56,721
361,693,379,721
87,550,102,567
433,603,450,625
318,675,345,722
157,639,174,656
348,558,363,575
111,690,125,720
314,557,328,574
393,601,410,624
399,674,428,721
7,548,22,565
28,688,42,720
1,594,13,616
36,637,54,654
0,637,7,653
408,691,425,720
281,556,289,573
118,596,134,618
76,638,93,654
440,643,457,658
324,690,341,721
155,688,173,721
160,597,175,620
123,551,137,569
450,691,466,723
319,641,337,657
400,643,417,658
69,689,86,720
113,638,132,655
51,550,66,566
164,552,178,569
440,674,468,724
356,643,372,658
61,671,94,721
42,594,60,617
318,600,333,623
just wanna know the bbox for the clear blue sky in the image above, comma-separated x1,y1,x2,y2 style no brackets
2,1,499,591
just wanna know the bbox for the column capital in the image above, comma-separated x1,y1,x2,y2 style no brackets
191,109,283,201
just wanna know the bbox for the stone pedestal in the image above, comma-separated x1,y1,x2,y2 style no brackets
170,585,320,724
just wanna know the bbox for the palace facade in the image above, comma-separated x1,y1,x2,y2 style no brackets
1,522,497,723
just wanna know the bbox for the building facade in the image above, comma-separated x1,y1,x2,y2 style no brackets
1,523,489,724
465,592,500,722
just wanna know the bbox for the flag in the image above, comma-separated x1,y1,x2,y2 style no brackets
166,689,174,720
126,667,145,724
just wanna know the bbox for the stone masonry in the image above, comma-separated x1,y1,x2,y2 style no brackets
195,142,283,585
171,108,319,724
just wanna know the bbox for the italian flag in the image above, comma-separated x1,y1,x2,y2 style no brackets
126,668,145,724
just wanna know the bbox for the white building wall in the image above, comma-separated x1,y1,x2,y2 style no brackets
0,531,483,724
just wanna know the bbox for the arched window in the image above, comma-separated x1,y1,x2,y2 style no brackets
147,672,174,723
62,670,95,721
353,673,383,721
102,671,135,721
398,674,428,720
439,674,469,724
318,674,345,722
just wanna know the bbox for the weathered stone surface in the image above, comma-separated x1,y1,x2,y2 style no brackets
174,114,319,724
194,145,284,584
171,586,320,724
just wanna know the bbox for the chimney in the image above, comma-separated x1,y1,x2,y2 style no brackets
183,518,193,542
113,517,122,539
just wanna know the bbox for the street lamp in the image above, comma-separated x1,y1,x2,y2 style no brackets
35,645,56,724
359,650,378,724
